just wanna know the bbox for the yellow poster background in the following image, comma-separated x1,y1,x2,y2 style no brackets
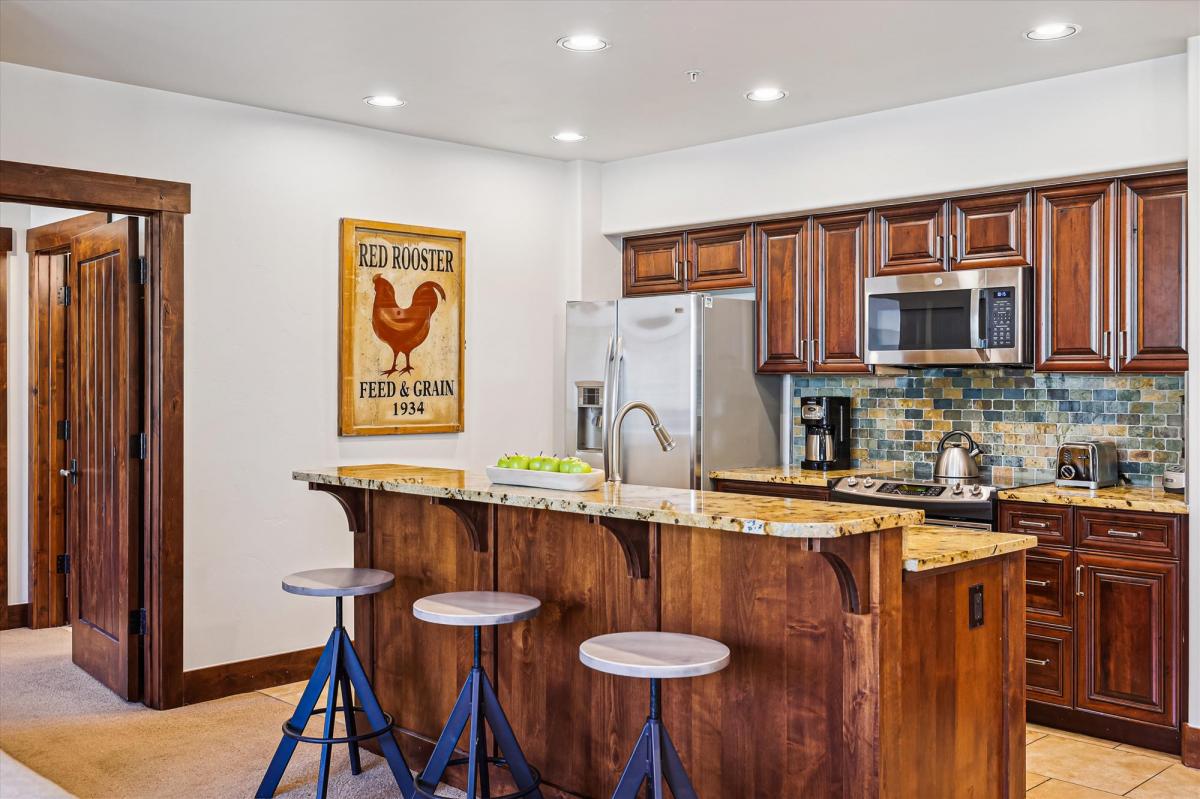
339,218,465,435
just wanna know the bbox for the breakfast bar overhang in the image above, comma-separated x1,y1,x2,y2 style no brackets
296,464,1035,798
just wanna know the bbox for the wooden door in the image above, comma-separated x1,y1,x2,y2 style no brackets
1118,173,1187,373
812,211,870,372
756,218,809,372
873,200,947,275
67,218,144,700
1034,181,1116,372
1075,552,1178,727
623,232,685,295
949,190,1032,270
686,223,754,291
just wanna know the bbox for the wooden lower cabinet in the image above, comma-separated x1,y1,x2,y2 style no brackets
710,478,830,501
999,501,1186,753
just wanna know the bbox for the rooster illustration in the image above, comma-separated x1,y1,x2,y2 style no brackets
371,276,447,377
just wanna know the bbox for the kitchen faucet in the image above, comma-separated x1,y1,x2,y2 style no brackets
606,401,675,484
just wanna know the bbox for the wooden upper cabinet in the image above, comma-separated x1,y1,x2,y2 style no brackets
756,218,809,372
623,232,685,295
1118,173,1187,373
873,200,946,275
686,223,754,291
1034,181,1116,372
813,211,871,372
949,191,1032,270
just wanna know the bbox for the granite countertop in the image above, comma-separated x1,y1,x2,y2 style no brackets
902,526,1037,573
998,483,1188,515
709,464,909,487
295,464,924,539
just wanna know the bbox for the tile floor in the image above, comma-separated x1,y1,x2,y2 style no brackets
258,683,1200,797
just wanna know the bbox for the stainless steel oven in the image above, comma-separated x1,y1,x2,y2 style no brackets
864,266,1032,366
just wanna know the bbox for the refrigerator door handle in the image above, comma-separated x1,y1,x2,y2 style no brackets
601,335,623,477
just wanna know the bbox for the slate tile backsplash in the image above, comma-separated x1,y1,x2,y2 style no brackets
792,368,1184,486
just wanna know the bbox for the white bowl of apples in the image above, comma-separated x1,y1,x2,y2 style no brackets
486,454,605,491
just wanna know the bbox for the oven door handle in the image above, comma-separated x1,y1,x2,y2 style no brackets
918,518,994,532
970,288,987,349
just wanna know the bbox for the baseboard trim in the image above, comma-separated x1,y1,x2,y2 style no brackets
1,603,30,630
1183,724,1200,769
182,645,324,705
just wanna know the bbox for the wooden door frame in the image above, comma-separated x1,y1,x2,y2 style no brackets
0,161,189,709
0,226,19,630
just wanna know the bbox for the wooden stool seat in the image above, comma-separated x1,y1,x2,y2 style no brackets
579,632,730,679
413,591,541,627
282,567,395,597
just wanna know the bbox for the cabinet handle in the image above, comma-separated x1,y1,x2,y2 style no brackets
1025,657,1051,667
1017,519,1048,529
1106,529,1142,539
1101,330,1111,358
950,234,959,263
1075,565,1084,597
935,235,944,261
1119,331,1129,358
809,339,818,364
1025,579,1050,588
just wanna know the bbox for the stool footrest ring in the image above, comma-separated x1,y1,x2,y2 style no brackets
412,758,542,799
281,706,395,746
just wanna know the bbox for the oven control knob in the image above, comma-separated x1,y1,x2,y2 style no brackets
862,478,875,488
952,483,964,495
970,484,983,497
846,477,858,487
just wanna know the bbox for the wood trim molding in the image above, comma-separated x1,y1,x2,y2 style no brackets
1,226,12,252
1183,724,1200,769
182,645,324,705
1,161,190,215
2,603,30,631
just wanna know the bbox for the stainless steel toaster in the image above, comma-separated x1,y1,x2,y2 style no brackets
1056,441,1119,489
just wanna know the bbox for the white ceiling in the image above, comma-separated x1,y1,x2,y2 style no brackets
1,0,1197,162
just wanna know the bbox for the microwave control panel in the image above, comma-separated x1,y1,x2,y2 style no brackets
984,288,1016,348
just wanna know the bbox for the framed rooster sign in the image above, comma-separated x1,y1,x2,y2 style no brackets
338,218,465,435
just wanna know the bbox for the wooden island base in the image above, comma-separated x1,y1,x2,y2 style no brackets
311,484,1027,798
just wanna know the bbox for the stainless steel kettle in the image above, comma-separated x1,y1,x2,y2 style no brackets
934,430,982,479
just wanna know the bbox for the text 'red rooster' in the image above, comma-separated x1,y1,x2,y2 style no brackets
371,276,446,376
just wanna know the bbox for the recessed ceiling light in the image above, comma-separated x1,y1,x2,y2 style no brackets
745,87,787,103
557,34,609,52
363,95,405,108
552,131,587,143
1025,22,1080,41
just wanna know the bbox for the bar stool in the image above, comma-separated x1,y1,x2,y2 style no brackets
256,568,416,799
412,591,544,799
579,631,731,799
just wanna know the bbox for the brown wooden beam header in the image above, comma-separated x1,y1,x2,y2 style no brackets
0,160,191,215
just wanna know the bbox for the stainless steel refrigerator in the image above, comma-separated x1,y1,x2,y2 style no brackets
564,295,781,490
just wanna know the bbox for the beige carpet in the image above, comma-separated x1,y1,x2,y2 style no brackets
0,627,466,798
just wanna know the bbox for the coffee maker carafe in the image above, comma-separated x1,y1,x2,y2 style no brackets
800,396,852,470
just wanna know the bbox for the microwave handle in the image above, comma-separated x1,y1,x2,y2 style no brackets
970,288,988,349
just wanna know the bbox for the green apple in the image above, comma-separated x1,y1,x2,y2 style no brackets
557,457,581,473
566,461,592,474
542,456,562,472
496,455,512,468
508,455,530,470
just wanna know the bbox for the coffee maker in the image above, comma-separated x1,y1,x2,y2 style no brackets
800,396,852,470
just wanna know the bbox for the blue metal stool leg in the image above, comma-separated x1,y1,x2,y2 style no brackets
659,725,698,799
314,629,342,799
337,657,362,775
256,627,338,798
610,678,697,799
478,670,541,796
610,725,651,799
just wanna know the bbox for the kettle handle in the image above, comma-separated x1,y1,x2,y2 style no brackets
937,430,981,456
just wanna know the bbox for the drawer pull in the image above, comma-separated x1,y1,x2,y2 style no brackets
1075,565,1084,597
1025,579,1050,588
1025,657,1051,667
1106,529,1142,539
1017,519,1049,529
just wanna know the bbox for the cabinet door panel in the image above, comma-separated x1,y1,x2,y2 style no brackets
1026,624,1073,708
687,223,754,291
1034,181,1115,372
1075,553,1178,726
813,211,870,373
756,218,809,372
950,191,1032,270
623,233,685,296
1025,547,1072,628
873,200,946,275
1119,173,1187,373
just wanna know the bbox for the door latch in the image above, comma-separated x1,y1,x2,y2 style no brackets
59,459,78,485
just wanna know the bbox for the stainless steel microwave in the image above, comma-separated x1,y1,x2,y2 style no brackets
864,266,1032,366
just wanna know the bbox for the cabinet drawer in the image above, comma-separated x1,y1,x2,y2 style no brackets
1076,509,1180,559
1026,624,1073,707
1025,547,1072,628
999,503,1072,546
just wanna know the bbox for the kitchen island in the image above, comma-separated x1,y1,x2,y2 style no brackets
295,464,1035,798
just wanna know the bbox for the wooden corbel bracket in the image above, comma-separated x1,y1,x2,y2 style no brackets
309,483,368,533
595,516,653,580
431,497,490,552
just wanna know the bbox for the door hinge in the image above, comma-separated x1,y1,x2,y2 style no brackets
56,554,70,574
57,285,71,306
57,420,71,440
130,432,148,460
130,608,148,636
135,256,148,285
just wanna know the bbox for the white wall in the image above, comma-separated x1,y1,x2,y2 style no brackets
2,202,31,604
0,63,576,669
600,55,1189,236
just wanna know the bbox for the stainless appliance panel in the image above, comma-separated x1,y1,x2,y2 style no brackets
613,295,699,490
564,301,616,470
697,296,781,490
865,266,1032,366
